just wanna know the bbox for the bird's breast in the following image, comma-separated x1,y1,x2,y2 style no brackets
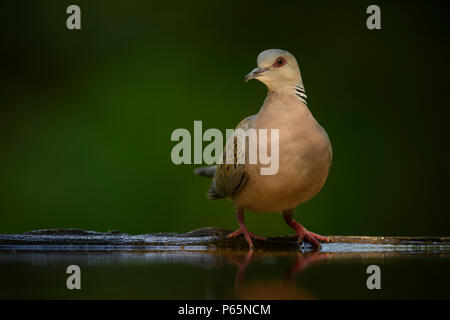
232,108,332,213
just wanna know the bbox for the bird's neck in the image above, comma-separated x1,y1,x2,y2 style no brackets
256,82,311,122
266,81,307,105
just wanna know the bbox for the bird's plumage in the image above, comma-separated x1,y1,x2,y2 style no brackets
209,115,254,199
194,49,332,249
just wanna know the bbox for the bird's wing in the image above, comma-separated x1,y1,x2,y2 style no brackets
208,116,255,199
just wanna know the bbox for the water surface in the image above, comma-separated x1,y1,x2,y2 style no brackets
1,244,449,299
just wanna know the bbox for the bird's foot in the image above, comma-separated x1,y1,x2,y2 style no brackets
307,231,330,243
283,210,329,250
295,227,330,249
226,227,266,249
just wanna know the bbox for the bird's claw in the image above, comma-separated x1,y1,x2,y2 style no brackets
227,227,266,249
296,229,329,250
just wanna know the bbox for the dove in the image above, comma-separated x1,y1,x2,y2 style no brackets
194,49,332,249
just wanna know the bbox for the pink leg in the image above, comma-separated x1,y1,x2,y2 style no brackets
227,209,266,249
283,209,330,249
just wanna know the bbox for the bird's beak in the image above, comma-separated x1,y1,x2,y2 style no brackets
245,67,269,82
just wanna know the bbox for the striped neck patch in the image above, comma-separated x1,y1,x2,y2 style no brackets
294,85,307,105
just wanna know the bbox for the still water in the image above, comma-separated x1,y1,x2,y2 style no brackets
1,244,449,299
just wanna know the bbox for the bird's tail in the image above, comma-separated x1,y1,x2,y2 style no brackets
193,166,216,178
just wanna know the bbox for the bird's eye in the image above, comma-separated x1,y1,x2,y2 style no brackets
273,57,287,68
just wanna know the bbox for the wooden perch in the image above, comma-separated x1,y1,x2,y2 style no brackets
0,228,449,252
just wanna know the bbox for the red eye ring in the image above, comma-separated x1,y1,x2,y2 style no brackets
273,57,287,68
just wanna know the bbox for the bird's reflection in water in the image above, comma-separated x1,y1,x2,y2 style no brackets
227,250,330,300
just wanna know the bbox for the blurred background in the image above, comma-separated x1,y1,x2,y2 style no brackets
0,0,449,237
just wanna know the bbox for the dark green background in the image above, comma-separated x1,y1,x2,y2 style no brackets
1,1,449,236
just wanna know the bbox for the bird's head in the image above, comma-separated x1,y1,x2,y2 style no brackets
245,49,303,90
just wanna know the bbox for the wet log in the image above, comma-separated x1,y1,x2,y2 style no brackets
0,228,449,252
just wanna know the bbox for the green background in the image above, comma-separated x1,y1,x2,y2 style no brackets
1,0,449,236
